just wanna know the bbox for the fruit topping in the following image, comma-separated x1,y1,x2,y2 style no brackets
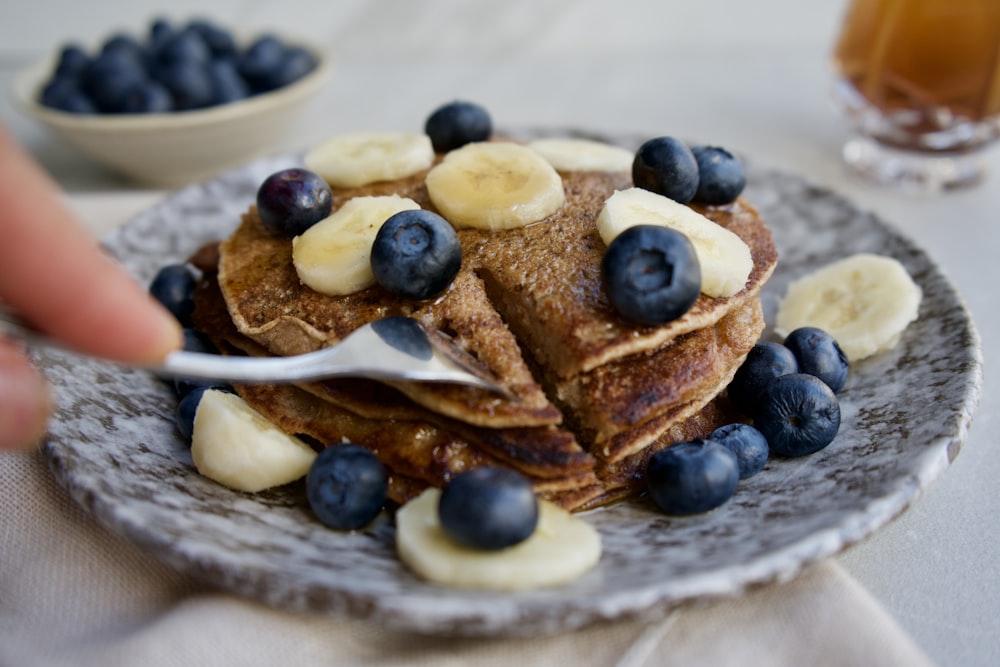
727,341,799,415
600,224,701,325
306,444,388,531
782,327,850,393
646,440,740,515
775,253,922,361
527,137,634,173
395,487,601,590
370,209,462,300
596,187,753,298
291,195,421,296
691,145,746,205
149,262,198,326
176,384,229,441
256,168,333,236
37,18,317,114
303,131,435,188
632,136,700,204
190,389,317,492
424,100,493,153
708,423,769,479
425,142,566,230
753,373,841,457
438,467,539,550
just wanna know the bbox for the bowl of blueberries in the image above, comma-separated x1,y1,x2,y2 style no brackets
12,17,331,187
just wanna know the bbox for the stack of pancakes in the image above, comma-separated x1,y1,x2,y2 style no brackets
191,151,777,511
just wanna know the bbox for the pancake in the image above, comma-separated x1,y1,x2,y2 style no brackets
192,251,755,511
196,138,778,511
216,162,776,432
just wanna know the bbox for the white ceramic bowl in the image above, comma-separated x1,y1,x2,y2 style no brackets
12,41,332,188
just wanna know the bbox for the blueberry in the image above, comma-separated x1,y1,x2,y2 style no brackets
727,341,798,415
175,385,208,441
306,444,388,530
438,467,539,550
782,327,849,393
175,385,234,441
149,18,175,49
601,224,701,325
646,440,739,515
100,33,146,64
754,373,841,457
204,58,249,105
80,50,148,112
267,46,317,89
155,61,215,110
632,136,700,204
187,19,238,59
40,77,96,114
149,263,198,326
370,209,462,299
691,145,746,205
424,101,493,152
708,423,769,479
255,168,333,236
120,79,174,113
238,35,288,92
155,28,212,67
53,44,90,78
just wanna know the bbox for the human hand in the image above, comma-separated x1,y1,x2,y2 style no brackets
0,125,183,450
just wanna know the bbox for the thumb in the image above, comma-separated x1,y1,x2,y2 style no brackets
0,339,52,450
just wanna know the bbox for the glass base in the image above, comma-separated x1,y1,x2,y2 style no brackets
842,136,990,192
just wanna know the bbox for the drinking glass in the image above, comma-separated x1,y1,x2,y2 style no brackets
831,0,1000,190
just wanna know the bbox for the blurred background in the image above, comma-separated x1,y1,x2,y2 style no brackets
1,0,851,190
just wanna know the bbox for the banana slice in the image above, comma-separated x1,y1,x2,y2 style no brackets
303,131,435,188
597,187,753,298
775,253,922,361
528,137,634,173
425,142,566,230
191,389,317,493
396,488,601,590
292,195,421,296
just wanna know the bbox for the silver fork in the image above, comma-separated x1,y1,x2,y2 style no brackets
0,311,508,395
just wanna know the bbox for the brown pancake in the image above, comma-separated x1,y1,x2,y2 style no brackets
193,272,595,481
583,397,745,509
192,264,745,510
197,140,779,511
560,298,764,463
216,158,777,433
232,381,606,511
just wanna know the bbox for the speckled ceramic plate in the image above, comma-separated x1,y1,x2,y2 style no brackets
41,132,983,637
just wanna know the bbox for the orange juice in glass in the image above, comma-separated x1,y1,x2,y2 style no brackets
831,0,1000,190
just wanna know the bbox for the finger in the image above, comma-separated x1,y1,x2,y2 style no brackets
0,338,51,450
0,127,182,364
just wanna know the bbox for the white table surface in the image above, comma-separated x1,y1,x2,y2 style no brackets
1,2,997,665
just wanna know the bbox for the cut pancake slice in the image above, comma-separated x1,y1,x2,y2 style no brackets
218,206,562,429
193,271,601,509
464,172,777,379
555,298,764,461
